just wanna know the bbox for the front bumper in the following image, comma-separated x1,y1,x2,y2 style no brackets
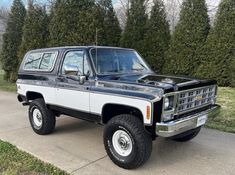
156,105,221,137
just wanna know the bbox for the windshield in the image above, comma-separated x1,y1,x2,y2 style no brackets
90,48,151,74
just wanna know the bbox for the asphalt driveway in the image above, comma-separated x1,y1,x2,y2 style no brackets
0,90,235,175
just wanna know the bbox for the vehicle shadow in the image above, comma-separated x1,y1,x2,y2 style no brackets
53,116,102,134
52,116,210,171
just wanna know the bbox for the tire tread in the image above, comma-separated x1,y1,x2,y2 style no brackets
104,114,152,169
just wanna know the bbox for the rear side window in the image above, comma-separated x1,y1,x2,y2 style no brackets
24,52,57,71
24,53,42,70
39,53,57,70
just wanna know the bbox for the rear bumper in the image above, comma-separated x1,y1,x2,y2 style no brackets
156,105,221,137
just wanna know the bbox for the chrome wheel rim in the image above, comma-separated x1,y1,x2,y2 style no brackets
112,130,133,157
32,108,42,128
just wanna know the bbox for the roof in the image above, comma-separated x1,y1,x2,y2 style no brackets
28,46,134,53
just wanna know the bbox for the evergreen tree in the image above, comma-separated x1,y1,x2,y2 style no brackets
75,2,105,45
97,0,121,46
142,0,170,73
49,0,83,46
120,0,147,52
196,0,235,87
18,1,49,63
0,0,26,81
164,0,210,75
49,0,101,46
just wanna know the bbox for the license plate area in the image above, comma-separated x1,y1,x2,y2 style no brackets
197,115,207,127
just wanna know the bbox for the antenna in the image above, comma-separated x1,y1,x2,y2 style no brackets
95,28,98,71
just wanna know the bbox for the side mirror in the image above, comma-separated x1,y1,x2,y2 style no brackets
64,64,79,76
78,75,86,85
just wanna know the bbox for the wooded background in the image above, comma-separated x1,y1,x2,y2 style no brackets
0,0,234,87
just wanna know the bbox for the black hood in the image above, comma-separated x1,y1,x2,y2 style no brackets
98,73,217,93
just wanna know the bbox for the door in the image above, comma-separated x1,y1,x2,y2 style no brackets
55,50,91,112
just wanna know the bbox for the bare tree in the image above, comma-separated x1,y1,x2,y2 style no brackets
114,0,131,30
0,7,9,28
163,0,182,31
0,7,9,51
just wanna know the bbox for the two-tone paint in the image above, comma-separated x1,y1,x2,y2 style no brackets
17,46,218,132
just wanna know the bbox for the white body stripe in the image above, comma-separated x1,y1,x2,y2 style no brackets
17,83,152,124
90,93,152,124
17,84,56,104
55,88,90,111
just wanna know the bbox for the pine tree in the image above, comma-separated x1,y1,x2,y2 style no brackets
18,1,49,63
97,0,121,46
49,0,82,46
49,0,99,46
75,1,105,46
0,0,26,81
142,0,170,73
196,0,235,87
120,0,147,52
164,0,210,75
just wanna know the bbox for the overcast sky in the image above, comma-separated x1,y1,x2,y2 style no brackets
0,0,222,8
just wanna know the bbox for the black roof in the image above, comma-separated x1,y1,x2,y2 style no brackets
28,46,134,53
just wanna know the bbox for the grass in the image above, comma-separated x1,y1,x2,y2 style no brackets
0,72,234,173
0,72,234,133
0,140,68,175
205,87,235,133
0,74,16,92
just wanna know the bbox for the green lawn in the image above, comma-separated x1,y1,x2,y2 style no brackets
0,73,234,133
0,140,67,175
0,73,234,174
205,87,235,133
0,74,16,92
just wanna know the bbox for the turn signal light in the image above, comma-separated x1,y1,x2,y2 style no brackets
146,105,151,120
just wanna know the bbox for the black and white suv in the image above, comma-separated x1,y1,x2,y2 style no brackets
17,46,220,169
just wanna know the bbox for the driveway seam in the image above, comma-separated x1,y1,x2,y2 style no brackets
0,126,30,135
70,155,108,174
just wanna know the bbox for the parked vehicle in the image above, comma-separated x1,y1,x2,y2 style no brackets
17,46,220,169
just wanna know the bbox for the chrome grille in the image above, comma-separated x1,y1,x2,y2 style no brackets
177,86,216,113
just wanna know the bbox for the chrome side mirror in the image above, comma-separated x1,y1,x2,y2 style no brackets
64,64,79,76
79,75,86,85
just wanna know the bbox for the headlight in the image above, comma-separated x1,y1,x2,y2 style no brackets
164,97,170,110
162,95,175,121
164,96,174,110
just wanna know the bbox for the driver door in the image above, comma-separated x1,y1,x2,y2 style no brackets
55,49,90,112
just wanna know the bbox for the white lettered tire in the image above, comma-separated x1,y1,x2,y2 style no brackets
103,114,152,169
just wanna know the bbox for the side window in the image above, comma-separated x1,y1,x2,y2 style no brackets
39,52,57,71
62,50,89,76
24,53,42,70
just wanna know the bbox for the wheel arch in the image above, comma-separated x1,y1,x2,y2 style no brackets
101,103,144,124
26,91,44,101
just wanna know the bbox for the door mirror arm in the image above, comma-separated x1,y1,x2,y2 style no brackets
78,75,86,85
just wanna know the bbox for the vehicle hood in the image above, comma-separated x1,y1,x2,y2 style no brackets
97,73,217,93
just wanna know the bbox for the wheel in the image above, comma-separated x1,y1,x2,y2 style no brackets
103,114,152,169
29,98,56,135
171,127,201,142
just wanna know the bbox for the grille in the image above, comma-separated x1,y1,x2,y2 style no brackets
177,85,216,114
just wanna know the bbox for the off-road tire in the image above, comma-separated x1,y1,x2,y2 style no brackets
103,114,152,169
29,98,56,135
171,127,201,142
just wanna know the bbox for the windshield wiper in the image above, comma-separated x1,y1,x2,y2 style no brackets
106,70,118,73
131,68,144,71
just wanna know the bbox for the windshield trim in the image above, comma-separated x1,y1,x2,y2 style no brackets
88,47,153,76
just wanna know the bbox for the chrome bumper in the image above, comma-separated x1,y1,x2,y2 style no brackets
156,105,221,137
